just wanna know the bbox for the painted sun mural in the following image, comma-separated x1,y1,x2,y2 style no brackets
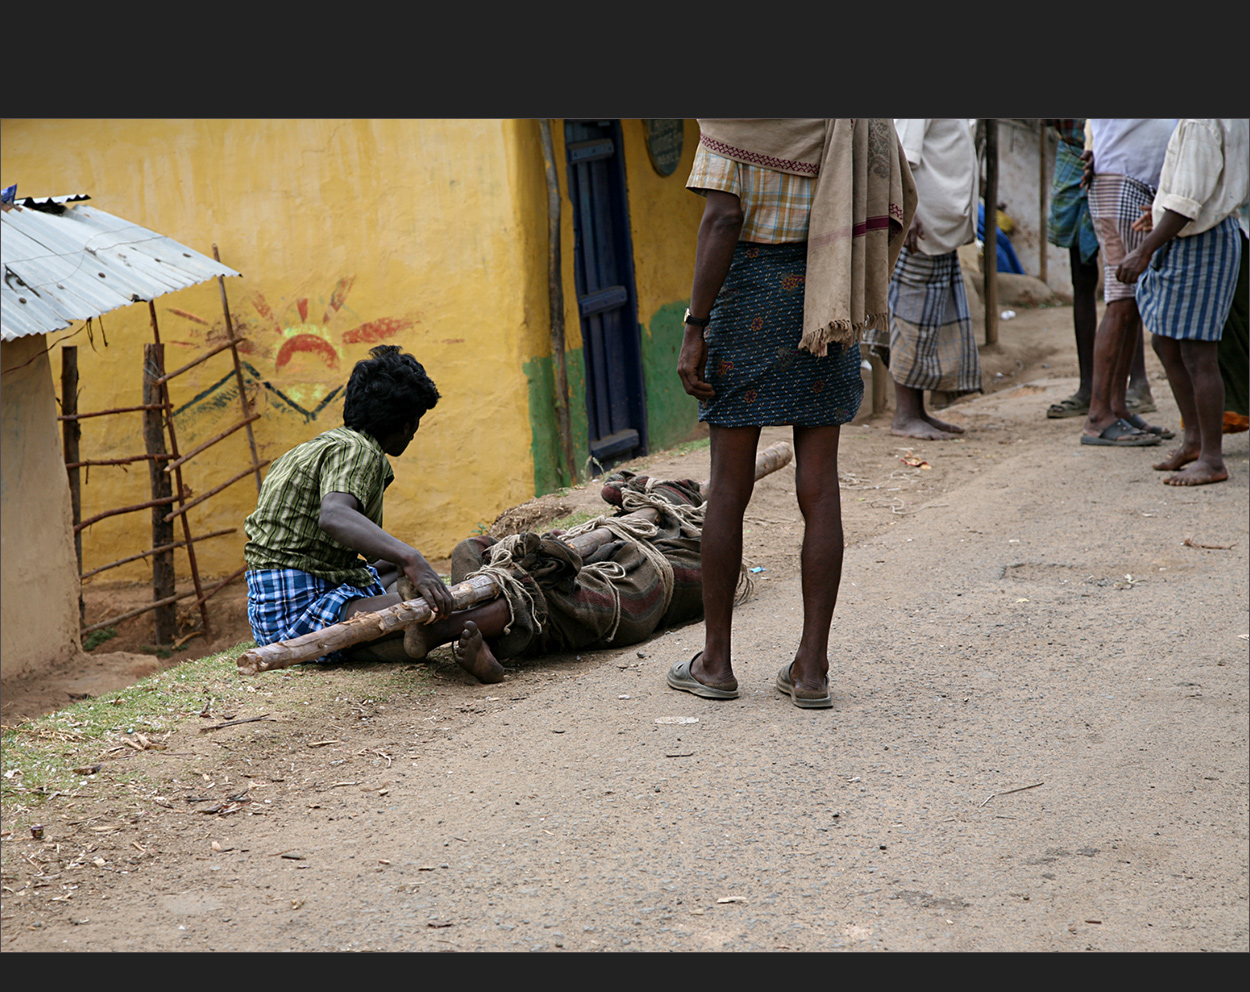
166,276,418,427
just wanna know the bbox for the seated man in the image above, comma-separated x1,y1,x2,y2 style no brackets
243,345,462,670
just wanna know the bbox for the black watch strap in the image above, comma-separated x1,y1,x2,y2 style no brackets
684,308,711,327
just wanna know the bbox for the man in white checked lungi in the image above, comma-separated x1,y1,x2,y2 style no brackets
1078,119,1178,446
863,119,981,441
1115,119,1249,487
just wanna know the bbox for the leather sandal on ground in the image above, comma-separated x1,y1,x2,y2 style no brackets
1079,418,1162,446
775,663,833,709
1046,395,1089,419
667,653,739,700
1125,413,1175,439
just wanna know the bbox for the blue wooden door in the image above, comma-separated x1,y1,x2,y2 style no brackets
564,119,647,468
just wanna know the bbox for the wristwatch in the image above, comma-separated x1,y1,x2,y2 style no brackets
683,308,711,327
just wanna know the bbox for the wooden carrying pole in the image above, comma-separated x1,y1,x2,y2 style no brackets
237,441,794,676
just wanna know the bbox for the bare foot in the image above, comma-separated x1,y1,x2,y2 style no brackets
891,416,956,441
453,620,505,683
402,622,432,660
1152,446,1199,472
922,412,965,434
1164,460,1229,486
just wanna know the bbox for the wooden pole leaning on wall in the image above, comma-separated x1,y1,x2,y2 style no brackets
539,121,578,488
1038,121,1048,285
143,343,178,645
983,119,1000,347
212,245,264,494
237,441,794,676
61,346,85,625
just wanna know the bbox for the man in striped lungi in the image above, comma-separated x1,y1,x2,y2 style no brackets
1116,119,1249,486
864,119,982,441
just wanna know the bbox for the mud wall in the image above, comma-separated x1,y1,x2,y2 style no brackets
1,336,82,679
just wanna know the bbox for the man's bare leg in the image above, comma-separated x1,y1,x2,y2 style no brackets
692,424,760,689
1127,325,1155,409
1084,299,1142,436
892,382,963,440
789,425,845,694
1150,334,1201,472
1159,338,1228,486
1071,246,1099,404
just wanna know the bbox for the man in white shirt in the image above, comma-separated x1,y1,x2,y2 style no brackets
863,119,981,440
1116,118,1249,486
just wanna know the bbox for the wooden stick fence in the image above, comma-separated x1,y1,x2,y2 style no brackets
60,245,266,645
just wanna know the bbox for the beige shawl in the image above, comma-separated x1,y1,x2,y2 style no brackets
697,119,917,355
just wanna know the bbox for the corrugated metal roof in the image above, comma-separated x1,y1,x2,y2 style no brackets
1,197,240,342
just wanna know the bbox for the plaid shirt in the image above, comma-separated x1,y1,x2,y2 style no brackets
244,425,394,586
1047,119,1086,148
686,142,813,244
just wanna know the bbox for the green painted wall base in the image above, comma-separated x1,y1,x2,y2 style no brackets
642,300,700,453
525,348,588,497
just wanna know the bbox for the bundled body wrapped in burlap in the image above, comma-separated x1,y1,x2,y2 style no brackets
450,476,705,660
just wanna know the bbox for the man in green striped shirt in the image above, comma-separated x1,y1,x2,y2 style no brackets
243,345,505,678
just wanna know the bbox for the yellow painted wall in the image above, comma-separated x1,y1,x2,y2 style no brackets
1,119,552,586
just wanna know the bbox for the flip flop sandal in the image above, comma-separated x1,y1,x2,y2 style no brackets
1079,418,1162,446
1126,394,1158,414
1047,395,1090,419
775,663,833,709
667,653,739,700
1125,413,1175,439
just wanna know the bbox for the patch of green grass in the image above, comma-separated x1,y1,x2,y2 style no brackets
139,644,175,660
82,627,118,651
669,436,711,457
1,642,255,806
546,509,600,533
0,641,445,813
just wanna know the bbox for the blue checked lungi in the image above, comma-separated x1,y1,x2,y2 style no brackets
1137,216,1243,342
865,246,981,394
700,240,864,428
246,566,387,663
1048,141,1099,265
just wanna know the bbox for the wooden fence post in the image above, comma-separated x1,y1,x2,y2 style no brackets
61,346,85,625
983,119,999,347
143,344,177,645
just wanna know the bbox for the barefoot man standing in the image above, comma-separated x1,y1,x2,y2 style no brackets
1116,118,1249,487
863,119,981,441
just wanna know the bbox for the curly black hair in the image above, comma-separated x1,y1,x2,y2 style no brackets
342,345,441,441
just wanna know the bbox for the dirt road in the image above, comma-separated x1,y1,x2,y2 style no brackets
3,306,1247,952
